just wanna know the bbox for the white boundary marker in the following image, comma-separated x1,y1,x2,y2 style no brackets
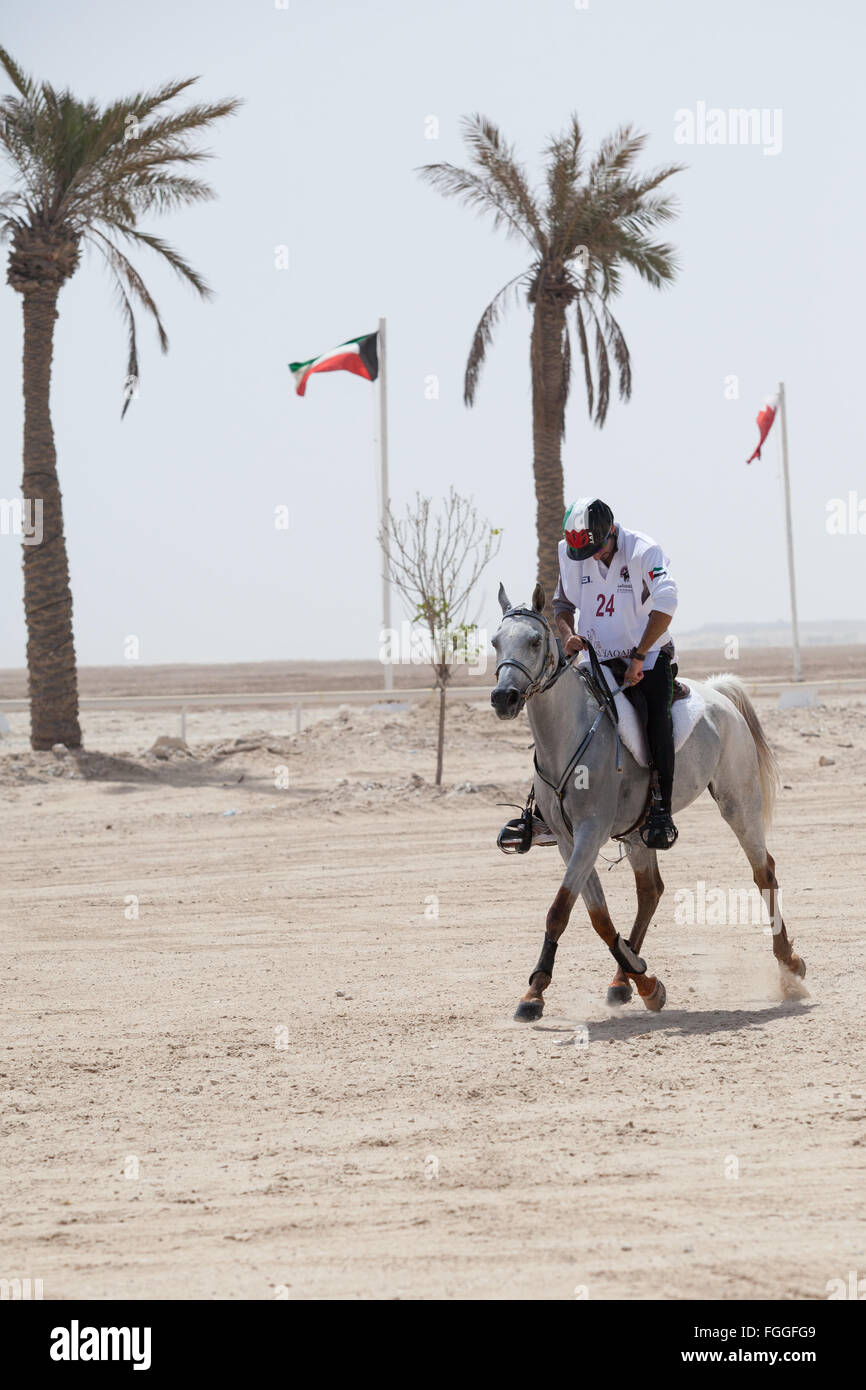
0,676,864,740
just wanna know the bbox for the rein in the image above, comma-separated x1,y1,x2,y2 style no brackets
495,606,628,837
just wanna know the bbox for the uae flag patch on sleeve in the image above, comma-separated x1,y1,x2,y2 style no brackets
289,332,379,396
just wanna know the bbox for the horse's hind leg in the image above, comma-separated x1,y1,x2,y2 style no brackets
708,768,806,985
605,843,666,1006
750,848,805,986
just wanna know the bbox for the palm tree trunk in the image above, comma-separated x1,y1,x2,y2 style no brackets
530,292,569,615
20,287,82,750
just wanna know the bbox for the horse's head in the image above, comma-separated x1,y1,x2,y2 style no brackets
490,582,559,719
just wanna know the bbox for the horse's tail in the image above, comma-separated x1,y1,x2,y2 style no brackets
706,674,780,830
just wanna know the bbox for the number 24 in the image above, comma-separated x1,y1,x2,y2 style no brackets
595,594,615,617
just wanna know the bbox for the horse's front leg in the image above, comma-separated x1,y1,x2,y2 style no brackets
583,856,670,1011
604,842,667,1009
513,826,602,1022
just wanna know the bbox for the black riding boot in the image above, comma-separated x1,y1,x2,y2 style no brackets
632,654,678,850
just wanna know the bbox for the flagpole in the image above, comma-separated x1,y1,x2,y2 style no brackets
778,380,802,682
378,316,393,691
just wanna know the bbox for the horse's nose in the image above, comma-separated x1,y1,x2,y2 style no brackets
491,686,520,716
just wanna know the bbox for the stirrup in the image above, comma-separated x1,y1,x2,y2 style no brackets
498,811,558,853
497,807,534,854
497,786,557,853
640,804,678,851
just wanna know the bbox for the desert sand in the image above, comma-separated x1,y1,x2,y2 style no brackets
1,651,864,1300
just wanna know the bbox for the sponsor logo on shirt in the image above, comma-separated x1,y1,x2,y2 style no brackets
620,566,630,581
580,574,591,584
584,629,631,660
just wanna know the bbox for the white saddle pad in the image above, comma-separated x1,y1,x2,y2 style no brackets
592,663,705,768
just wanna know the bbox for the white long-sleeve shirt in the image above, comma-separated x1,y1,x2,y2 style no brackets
552,525,678,670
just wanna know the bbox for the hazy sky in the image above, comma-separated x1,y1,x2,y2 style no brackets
1,0,863,669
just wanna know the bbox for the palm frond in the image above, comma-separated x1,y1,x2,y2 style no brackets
109,272,140,420
459,113,547,251
573,299,594,418
588,124,648,187
417,160,539,250
64,148,213,222
129,172,216,214
583,299,611,426
595,295,632,402
464,271,528,405
544,115,583,251
609,232,679,288
88,228,170,348
88,227,172,416
109,77,199,123
130,98,242,149
596,260,622,298
107,223,213,297
0,46,33,98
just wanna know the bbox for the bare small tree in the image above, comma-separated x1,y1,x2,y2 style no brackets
380,488,502,785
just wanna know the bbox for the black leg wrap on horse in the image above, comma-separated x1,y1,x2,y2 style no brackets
609,932,647,975
529,934,558,987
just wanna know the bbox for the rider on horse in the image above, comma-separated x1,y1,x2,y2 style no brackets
499,496,680,852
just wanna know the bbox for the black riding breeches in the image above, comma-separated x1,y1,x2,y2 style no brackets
624,652,676,810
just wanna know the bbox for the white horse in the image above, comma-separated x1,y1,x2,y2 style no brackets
491,583,806,1019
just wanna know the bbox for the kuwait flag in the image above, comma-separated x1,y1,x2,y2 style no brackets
746,392,779,464
289,332,379,397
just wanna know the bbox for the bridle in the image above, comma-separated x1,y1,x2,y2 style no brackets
493,606,562,700
494,604,628,835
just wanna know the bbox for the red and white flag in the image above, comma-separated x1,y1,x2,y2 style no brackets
746,392,779,464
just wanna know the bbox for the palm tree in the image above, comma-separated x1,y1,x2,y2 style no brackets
419,114,683,607
0,48,240,749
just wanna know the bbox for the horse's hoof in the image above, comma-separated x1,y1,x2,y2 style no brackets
641,977,666,1012
514,999,544,1022
606,982,633,1006
779,954,808,998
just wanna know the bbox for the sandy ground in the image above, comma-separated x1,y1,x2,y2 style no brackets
1,654,865,1301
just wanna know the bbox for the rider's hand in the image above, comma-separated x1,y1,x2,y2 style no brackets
564,635,586,657
624,656,645,686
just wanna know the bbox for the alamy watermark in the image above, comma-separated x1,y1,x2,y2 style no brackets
826,1271,866,1299
674,881,782,931
0,497,43,545
674,102,782,157
379,621,488,674
0,1276,43,1300
50,1323,151,1370
826,492,866,535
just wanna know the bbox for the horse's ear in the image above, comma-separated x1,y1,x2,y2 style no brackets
531,581,545,613
498,582,510,614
